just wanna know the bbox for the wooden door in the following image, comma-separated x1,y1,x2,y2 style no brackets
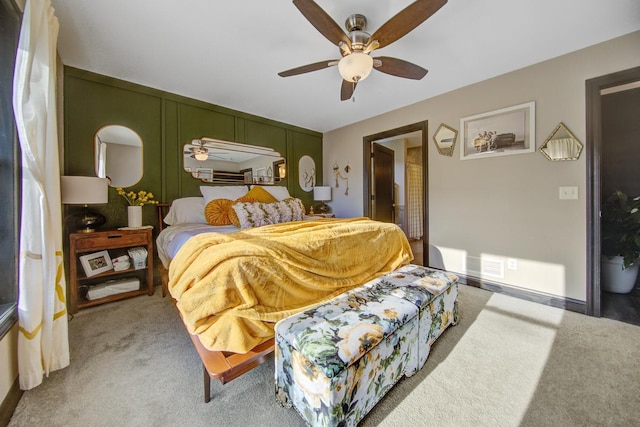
372,143,395,223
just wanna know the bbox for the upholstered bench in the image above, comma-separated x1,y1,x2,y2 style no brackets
274,264,458,426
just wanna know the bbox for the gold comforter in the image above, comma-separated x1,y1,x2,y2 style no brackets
169,217,413,353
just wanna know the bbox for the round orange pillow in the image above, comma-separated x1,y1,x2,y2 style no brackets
204,199,234,226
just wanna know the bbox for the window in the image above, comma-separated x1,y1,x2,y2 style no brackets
0,0,21,339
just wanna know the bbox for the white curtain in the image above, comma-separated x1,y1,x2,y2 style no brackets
13,0,69,390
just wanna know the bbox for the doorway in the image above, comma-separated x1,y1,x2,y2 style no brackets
363,121,428,266
586,66,640,324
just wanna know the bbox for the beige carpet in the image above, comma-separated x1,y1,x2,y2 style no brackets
9,285,640,427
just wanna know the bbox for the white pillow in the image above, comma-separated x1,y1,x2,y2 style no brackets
200,185,249,204
163,197,206,225
250,185,291,201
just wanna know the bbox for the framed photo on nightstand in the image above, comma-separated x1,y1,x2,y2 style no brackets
79,250,113,277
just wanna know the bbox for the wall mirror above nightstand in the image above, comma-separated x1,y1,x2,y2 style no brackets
95,124,143,187
539,122,583,161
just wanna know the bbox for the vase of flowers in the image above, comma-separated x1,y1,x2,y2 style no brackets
116,187,158,228
601,190,640,293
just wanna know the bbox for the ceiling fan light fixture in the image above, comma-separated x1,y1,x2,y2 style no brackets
194,152,208,161
338,52,373,83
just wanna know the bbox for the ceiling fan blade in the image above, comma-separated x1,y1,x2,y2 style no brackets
368,0,447,50
278,59,337,77
340,79,357,101
373,56,428,80
293,0,350,47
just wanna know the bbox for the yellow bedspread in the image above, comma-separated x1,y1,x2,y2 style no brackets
168,217,413,353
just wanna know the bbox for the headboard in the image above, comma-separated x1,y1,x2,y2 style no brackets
156,203,171,232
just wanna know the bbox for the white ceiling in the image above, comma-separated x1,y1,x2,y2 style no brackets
50,0,640,133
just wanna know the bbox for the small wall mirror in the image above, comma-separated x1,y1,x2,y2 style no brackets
298,155,315,192
433,123,457,156
539,122,583,161
95,125,143,187
184,137,284,184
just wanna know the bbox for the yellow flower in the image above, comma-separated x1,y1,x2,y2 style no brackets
116,187,158,206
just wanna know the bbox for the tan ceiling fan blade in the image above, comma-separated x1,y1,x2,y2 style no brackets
340,79,357,101
293,0,351,47
373,56,428,80
368,0,447,49
278,59,338,77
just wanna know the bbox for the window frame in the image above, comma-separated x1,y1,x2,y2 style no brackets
0,0,22,340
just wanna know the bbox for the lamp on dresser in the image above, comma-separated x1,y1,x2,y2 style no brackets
61,176,109,233
313,186,332,214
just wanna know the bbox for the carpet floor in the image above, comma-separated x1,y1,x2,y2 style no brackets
8,284,640,426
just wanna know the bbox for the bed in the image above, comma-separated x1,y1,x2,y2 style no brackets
156,185,414,401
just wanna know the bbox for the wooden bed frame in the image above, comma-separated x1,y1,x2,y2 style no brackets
156,203,275,402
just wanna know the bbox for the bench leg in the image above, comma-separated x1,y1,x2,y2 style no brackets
203,364,211,403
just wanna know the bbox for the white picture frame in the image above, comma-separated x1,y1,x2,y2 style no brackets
460,101,535,160
79,250,113,277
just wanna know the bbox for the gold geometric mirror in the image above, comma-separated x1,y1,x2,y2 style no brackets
433,123,457,157
539,122,583,161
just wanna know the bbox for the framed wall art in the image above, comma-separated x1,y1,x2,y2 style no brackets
460,101,535,160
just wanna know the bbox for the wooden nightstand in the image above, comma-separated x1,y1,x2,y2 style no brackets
68,228,154,314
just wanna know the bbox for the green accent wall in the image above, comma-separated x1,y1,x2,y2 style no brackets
63,66,323,230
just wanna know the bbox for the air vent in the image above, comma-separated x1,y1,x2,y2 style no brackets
465,256,505,279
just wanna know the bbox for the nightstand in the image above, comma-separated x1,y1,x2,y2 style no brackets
68,228,154,314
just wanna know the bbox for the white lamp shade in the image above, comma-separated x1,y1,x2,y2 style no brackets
338,52,373,83
313,186,332,202
61,176,109,205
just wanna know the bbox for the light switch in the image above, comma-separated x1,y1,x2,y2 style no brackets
559,186,578,200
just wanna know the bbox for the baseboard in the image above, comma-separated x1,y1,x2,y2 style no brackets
0,378,22,427
457,273,587,314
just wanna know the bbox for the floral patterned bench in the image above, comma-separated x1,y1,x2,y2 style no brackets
274,264,459,426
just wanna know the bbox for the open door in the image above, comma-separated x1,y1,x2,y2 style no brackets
372,143,395,223
363,121,428,266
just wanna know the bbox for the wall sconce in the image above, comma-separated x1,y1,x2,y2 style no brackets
313,186,332,214
61,176,109,232
278,162,286,179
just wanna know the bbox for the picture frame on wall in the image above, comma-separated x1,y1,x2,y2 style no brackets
460,101,535,160
79,250,113,277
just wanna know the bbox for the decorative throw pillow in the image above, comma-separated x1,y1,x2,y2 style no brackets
250,185,291,201
229,195,257,227
205,196,258,226
204,199,234,226
232,198,306,228
244,185,278,203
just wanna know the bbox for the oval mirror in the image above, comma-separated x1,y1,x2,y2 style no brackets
95,125,143,187
298,155,315,192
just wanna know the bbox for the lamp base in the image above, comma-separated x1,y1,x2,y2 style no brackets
67,205,106,233
315,201,330,214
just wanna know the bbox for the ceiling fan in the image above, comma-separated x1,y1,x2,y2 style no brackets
278,0,447,101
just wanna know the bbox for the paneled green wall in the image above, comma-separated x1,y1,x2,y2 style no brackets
63,66,323,230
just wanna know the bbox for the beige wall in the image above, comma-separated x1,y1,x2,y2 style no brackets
323,31,640,301
1,324,18,404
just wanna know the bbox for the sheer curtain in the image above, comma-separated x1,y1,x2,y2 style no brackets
13,0,69,390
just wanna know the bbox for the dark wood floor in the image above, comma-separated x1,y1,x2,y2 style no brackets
601,287,640,326
409,239,423,266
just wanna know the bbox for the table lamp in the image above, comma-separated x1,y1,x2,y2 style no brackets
313,186,332,214
61,176,109,232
